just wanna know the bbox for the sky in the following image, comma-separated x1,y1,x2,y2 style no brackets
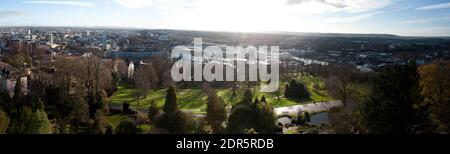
0,0,449,36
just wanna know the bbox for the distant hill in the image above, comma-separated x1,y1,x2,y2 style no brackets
266,31,401,39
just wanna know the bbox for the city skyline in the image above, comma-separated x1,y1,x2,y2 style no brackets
0,0,450,37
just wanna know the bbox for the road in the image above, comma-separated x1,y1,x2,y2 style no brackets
274,100,343,116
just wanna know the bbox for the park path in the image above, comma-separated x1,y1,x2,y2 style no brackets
274,100,343,116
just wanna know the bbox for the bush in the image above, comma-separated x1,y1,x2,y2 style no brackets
297,111,311,125
148,101,160,123
284,79,310,99
115,119,139,134
227,92,276,134
155,110,193,134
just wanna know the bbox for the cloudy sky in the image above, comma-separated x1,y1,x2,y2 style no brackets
0,0,449,36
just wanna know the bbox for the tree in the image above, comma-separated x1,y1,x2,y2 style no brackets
12,77,24,104
156,110,193,134
133,65,157,104
81,56,112,118
228,92,276,134
148,57,173,88
163,86,177,113
227,104,256,133
206,91,226,133
148,100,160,123
8,106,33,134
297,111,311,125
328,83,369,134
284,79,310,99
261,95,267,103
115,119,139,134
156,86,193,133
93,110,107,134
0,108,9,134
418,60,450,133
29,109,52,134
256,98,276,134
69,96,89,132
275,87,281,101
326,65,358,105
361,62,423,134
241,89,253,105
304,112,311,123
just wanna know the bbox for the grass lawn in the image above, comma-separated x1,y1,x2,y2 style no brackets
108,75,332,113
106,113,129,128
137,124,152,133
105,113,153,134
109,84,208,113
250,75,331,107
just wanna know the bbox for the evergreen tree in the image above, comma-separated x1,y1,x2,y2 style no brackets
0,108,9,134
163,86,177,113
361,62,423,134
256,101,276,134
228,92,276,134
261,95,267,103
156,86,193,133
284,79,310,99
253,98,260,106
227,104,256,133
240,89,253,105
29,109,52,134
206,91,226,133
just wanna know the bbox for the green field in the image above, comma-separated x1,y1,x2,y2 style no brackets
106,113,152,133
106,113,129,128
109,84,208,113
108,76,332,114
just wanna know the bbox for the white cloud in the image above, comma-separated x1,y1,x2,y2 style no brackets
416,2,450,11
323,11,383,23
116,0,392,12
113,0,154,8
287,0,347,8
143,0,392,33
396,16,450,25
0,11,25,18
285,0,393,13
24,0,96,7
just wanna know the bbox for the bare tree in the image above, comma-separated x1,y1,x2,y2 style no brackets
326,64,358,106
133,64,157,104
